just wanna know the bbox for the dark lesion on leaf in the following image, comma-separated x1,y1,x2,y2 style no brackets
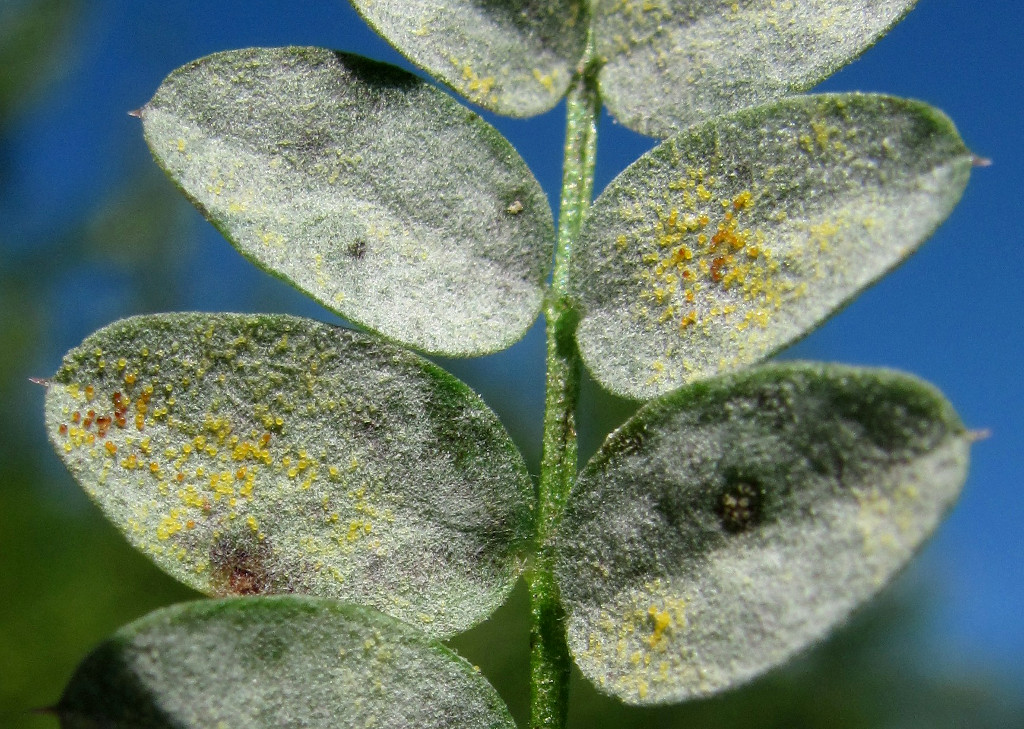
347,238,367,259
729,161,755,188
209,533,282,596
717,480,764,533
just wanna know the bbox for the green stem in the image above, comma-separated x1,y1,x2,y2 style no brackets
529,55,600,729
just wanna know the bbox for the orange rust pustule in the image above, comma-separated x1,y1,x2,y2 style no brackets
710,256,728,282
112,392,129,428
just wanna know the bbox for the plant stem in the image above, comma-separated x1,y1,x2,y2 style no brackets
529,53,599,729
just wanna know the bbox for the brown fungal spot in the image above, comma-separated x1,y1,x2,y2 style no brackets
347,239,367,259
717,481,763,533
209,535,277,596
228,567,263,595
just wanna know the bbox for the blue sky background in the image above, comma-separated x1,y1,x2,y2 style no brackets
3,0,1022,725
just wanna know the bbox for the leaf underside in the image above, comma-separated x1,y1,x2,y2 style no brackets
44,314,534,637
555,363,969,704
57,596,517,729
594,0,921,137
142,47,554,357
347,0,587,116
571,93,972,400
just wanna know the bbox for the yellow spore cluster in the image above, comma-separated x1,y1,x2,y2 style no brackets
605,108,866,392
576,579,700,702
51,327,393,593
617,166,796,379
851,481,924,586
448,55,497,105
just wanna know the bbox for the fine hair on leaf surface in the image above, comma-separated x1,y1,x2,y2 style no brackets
141,47,554,357
570,94,972,400
594,0,924,137
554,363,969,704
39,1,987,727
56,596,518,729
44,313,534,637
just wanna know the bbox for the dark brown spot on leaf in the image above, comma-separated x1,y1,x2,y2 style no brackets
718,481,762,533
210,535,276,596
347,239,367,259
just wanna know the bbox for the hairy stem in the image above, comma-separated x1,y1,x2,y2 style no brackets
529,55,600,729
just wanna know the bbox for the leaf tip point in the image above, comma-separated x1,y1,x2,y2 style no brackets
968,428,992,443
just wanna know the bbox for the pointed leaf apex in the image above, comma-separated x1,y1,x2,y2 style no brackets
969,428,993,443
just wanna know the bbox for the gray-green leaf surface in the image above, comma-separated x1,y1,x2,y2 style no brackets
348,0,587,116
44,313,533,637
571,94,972,400
141,47,554,357
56,596,516,729
555,363,969,704
594,0,920,137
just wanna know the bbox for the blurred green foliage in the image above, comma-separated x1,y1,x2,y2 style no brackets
0,0,76,126
2,7,199,729
1,1,1022,728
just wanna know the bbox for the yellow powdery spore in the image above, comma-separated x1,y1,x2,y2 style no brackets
605,108,877,390
449,55,496,104
48,322,395,595
646,605,672,648
851,482,924,585
623,166,796,380
576,578,697,703
532,68,558,93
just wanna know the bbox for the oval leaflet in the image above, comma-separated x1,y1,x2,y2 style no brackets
555,363,970,703
594,0,922,137
348,0,587,116
571,94,973,399
55,596,517,729
44,313,534,637
141,47,554,357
